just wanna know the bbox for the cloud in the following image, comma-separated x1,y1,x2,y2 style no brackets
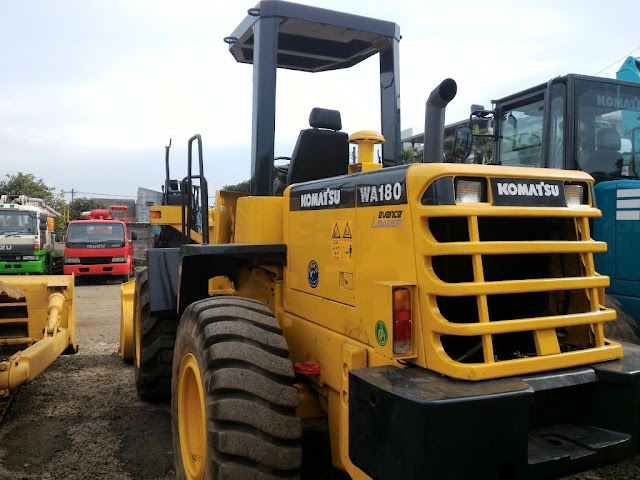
0,0,638,199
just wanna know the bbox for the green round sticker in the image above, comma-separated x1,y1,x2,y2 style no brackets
375,321,388,346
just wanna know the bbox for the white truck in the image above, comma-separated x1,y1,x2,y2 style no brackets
0,195,64,274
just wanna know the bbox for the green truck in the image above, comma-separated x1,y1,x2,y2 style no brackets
0,195,64,274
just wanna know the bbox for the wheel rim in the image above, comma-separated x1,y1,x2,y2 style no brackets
178,352,207,480
134,305,141,368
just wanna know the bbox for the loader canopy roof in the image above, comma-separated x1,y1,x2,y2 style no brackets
226,1,402,195
227,1,400,72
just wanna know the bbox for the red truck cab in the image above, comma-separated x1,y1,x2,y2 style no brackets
63,208,136,280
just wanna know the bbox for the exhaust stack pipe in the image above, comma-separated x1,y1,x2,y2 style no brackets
423,78,457,163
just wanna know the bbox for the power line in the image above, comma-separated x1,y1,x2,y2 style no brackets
594,46,640,76
62,190,137,199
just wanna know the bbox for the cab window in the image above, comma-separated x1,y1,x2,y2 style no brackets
498,96,544,168
575,79,640,181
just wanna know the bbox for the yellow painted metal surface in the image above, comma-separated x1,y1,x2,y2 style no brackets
0,275,76,396
403,164,620,380
348,130,384,175
166,159,623,474
150,205,216,244
267,162,621,471
119,279,135,360
210,190,247,244
287,208,358,307
278,163,620,386
207,276,235,296
151,190,248,246
178,352,207,480
150,205,185,226
234,196,283,244
294,382,325,420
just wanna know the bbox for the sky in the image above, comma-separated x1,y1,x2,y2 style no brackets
0,0,639,200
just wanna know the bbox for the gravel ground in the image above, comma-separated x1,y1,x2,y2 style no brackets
0,281,638,479
0,281,174,480
0,281,344,480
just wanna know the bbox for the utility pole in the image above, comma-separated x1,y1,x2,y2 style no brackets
71,189,75,204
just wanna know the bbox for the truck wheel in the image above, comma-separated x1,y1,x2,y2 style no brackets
172,296,301,480
133,267,176,400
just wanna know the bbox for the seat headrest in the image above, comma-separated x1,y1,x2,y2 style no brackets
309,108,342,131
597,128,621,151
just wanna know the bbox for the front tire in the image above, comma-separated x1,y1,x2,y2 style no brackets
172,296,302,480
133,267,176,400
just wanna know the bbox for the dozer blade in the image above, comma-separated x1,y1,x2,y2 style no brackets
0,275,76,397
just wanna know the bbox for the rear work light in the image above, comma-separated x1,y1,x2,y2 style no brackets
564,183,586,206
393,287,412,354
455,179,484,203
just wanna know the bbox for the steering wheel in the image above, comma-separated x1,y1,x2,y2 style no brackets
274,156,291,175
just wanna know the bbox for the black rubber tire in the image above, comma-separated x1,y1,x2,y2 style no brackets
133,267,177,400
172,296,302,480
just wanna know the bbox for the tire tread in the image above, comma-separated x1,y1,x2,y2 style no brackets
172,295,301,479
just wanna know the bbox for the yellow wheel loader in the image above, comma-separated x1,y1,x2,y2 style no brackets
120,2,640,478
0,275,76,418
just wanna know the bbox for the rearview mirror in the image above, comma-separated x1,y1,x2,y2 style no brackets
131,231,138,241
453,126,473,160
55,233,62,243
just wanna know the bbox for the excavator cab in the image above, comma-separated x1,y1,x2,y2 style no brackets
460,75,640,323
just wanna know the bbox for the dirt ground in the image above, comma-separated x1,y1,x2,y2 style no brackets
0,281,638,479
0,281,344,480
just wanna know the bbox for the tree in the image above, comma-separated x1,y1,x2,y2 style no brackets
444,125,495,164
0,172,57,202
68,198,107,221
470,124,494,164
222,180,251,193
0,172,67,231
402,145,421,164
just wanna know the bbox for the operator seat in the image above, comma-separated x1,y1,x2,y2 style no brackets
287,108,349,185
583,128,623,178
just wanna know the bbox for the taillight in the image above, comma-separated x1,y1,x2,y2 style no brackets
150,211,161,219
393,287,412,354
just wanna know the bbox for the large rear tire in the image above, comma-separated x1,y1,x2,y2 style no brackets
172,296,301,480
133,267,177,400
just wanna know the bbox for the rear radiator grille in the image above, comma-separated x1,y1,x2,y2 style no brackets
421,213,617,378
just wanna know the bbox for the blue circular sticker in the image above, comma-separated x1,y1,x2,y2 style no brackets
307,260,319,288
